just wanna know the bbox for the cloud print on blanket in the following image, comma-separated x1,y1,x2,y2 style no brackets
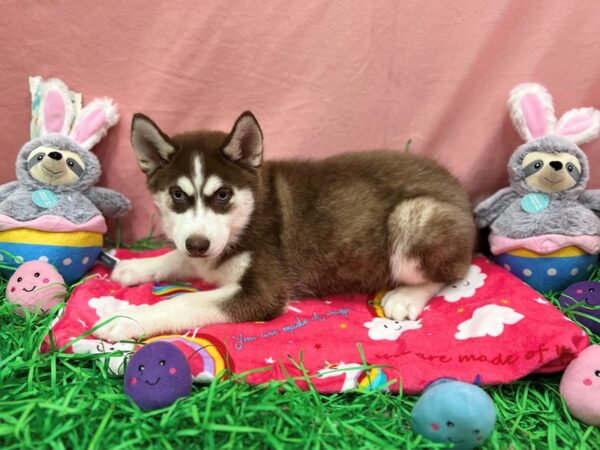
438,264,488,302
89,296,134,317
41,250,590,394
363,317,422,340
71,338,134,375
455,305,525,340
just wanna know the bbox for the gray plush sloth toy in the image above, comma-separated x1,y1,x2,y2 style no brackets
475,83,600,240
0,77,130,224
0,77,129,283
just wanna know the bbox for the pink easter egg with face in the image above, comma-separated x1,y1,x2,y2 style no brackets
560,345,600,426
6,261,67,315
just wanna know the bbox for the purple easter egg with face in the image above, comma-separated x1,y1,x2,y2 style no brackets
124,341,192,411
6,261,66,315
560,345,600,426
559,281,600,334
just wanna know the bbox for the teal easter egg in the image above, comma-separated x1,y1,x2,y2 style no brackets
411,380,496,450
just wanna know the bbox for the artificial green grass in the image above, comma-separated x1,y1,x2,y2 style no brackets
1,247,600,449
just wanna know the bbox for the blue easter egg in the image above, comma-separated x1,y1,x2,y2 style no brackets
0,227,103,284
411,380,496,450
495,247,597,293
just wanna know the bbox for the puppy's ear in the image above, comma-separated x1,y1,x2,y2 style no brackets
131,114,176,175
222,111,263,169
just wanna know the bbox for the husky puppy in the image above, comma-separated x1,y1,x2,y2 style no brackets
95,112,475,342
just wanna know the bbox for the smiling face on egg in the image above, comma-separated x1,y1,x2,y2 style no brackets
6,260,66,314
124,341,192,411
411,380,496,450
560,345,600,426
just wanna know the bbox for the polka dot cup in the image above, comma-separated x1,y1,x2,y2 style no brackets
495,246,598,293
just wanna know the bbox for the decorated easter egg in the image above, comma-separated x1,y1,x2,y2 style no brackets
495,246,597,293
411,379,496,450
558,281,600,334
6,260,67,315
124,341,192,411
0,216,106,284
560,345,600,426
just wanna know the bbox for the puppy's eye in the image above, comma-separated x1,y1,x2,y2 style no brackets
595,370,600,377
567,163,574,172
446,421,454,428
170,188,186,203
534,162,542,169
37,154,44,161
138,364,145,372
17,277,22,283
590,288,595,293
473,429,480,435
34,272,40,278
159,360,166,366
215,188,232,203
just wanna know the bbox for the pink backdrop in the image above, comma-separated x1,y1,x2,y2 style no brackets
1,1,599,242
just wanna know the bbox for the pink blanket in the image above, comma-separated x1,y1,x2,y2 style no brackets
42,250,588,393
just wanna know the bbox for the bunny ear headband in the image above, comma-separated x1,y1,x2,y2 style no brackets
29,76,119,151
508,83,600,146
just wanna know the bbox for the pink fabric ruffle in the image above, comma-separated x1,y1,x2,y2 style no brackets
0,214,107,233
489,233,600,255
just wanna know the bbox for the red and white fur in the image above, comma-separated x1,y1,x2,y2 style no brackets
95,112,476,343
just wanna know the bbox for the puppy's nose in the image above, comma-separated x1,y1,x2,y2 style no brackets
185,236,210,257
48,151,63,161
549,161,563,171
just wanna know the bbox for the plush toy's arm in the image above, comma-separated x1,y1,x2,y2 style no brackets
85,187,131,218
473,187,519,228
0,181,19,200
580,190,600,215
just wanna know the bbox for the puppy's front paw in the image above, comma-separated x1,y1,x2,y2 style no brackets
111,259,156,286
381,286,433,321
94,306,149,342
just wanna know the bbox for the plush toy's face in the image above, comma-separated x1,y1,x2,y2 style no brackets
124,341,192,411
558,281,600,334
411,381,496,450
560,345,600,426
561,281,600,306
521,151,581,193
27,146,86,186
6,260,66,314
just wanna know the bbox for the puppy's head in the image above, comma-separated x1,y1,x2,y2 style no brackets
131,111,263,259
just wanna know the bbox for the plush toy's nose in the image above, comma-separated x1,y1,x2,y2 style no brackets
48,151,63,161
549,161,563,171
